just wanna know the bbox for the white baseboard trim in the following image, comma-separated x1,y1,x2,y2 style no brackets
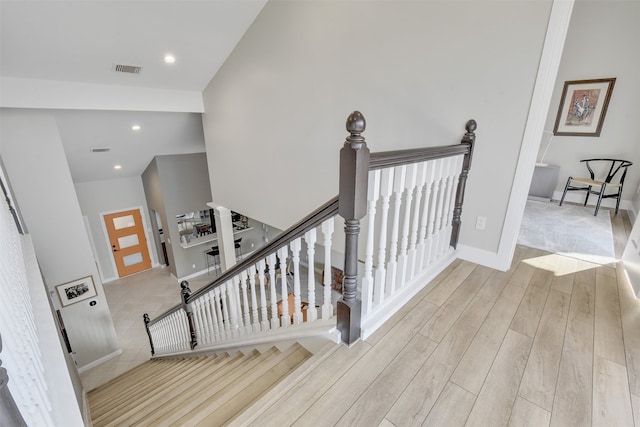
552,191,632,212
77,348,122,373
101,275,118,284
457,244,510,272
178,267,210,282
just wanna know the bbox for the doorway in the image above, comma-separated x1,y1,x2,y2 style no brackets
103,208,152,277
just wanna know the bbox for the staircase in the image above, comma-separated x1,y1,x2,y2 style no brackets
87,344,312,426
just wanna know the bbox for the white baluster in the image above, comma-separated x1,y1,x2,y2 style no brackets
362,169,380,315
409,162,428,278
434,157,449,260
374,168,394,306
267,253,280,328
192,299,205,345
278,245,290,327
239,270,251,334
321,219,335,319
202,293,213,344
290,238,303,325
396,163,417,289
385,165,406,296
304,229,318,322
441,157,457,256
426,159,444,265
416,160,436,274
257,259,270,331
207,290,220,342
248,265,260,333
221,282,233,337
439,157,455,256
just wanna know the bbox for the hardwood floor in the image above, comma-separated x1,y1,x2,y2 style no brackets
242,208,640,426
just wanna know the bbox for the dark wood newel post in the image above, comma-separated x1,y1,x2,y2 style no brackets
143,313,155,356
450,119,477,249
180,281,198,350
337,111,369,345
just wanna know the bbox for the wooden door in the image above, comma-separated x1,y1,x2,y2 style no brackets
104,209,152,277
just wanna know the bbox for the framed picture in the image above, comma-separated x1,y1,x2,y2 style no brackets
56,276,97,307
553,78,616,137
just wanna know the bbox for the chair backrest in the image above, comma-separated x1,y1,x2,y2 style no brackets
581,158,633,184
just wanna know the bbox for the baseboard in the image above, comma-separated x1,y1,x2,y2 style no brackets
457,244,511,271
552,191,632,212
77,348,122,373
177,267,210,282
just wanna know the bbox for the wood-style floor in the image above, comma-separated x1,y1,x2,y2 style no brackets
239,208,640,426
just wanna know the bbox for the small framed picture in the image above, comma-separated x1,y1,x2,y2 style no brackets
553,78,616,137
56,276,97,307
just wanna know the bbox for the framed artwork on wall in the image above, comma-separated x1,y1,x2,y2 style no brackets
56,276,97,307
553,77,616,137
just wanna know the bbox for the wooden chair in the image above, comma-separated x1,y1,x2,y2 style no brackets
559,158,632,216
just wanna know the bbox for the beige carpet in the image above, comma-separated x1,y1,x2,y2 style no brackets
518,200,616,264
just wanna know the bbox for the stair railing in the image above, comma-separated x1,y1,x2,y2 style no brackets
144,112,476,355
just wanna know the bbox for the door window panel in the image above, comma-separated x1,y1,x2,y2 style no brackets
117,234,140,249
113,215,135,230
122,252,143,267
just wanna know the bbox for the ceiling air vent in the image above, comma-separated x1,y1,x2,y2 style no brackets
112,64,142,74
91,147,111,153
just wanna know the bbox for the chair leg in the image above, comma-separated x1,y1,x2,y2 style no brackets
559,177,572,206
594,183,606,216
615,187,623,214
584,185,592,207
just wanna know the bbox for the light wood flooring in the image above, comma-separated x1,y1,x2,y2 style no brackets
236,208,640,426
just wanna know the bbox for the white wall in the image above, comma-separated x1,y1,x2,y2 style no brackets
202,0,553,255
540,0,640,207
75,176,159,283
0,108,119,369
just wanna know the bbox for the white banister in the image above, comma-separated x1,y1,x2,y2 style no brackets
248,265,260,333
397,163,418,288
267,253,280,329
278,245,290,328
374,168,394,307
304,229,318,322
385,165,406,295
362,169,380,315
408,161,428,279
321,219,335,320
257,259,269,331
290,238,303,325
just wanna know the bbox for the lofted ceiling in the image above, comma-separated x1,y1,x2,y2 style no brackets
0,0,267,183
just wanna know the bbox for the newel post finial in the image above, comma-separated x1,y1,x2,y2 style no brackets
450,119,478,249
338,111,370,345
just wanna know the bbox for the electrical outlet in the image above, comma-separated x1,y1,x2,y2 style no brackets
192,264,196,269
475,216,487,230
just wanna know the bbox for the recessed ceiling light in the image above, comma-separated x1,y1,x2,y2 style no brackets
164,55,176,64
114,165,122,170
131,124,141,131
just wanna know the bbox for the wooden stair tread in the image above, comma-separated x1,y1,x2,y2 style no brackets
138,348,283,426
89,356,214,418
88,344,312,427
94,351,253,427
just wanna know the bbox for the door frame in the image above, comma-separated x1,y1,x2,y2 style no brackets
100,205,157,279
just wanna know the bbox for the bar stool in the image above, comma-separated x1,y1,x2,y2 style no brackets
206,246,220,275
234,238,242,260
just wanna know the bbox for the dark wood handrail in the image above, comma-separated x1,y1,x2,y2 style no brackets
148,196,339,326
369,144,471,170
